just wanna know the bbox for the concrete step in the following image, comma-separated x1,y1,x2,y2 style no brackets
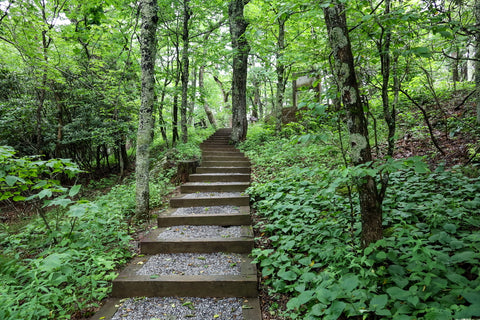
112,255,258,298
140,226,254,254
170,193,249,207
189,173,250,182
157,207,251,227
196,167,251,174
181,182,250,193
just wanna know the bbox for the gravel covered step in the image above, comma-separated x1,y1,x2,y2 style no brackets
181,181,250,193
91,296,262,320
156,206,251,227
170,192,250,207
112,254,257,297
140,225,254,254
188,173,250,182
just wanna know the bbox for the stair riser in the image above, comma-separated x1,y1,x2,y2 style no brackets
202,156,249,162
157,214,251,227
140,240,254,254
201,161,250,167
196,167,251,174
112,279,257,298
170,197,249,207
202,152,245,157
189,175,250,183
181,184,249,193
200,145,238,149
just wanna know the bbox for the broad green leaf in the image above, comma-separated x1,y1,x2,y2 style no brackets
463,291,480,304
5,175,18,186
369,294,388,310
316,288,333,304
326,300,346,319
69,184,81,197
386,287,410,300
339,274,359,291
38,189,53,199
451,251,476,263
278,269,297,281
286,290,314,310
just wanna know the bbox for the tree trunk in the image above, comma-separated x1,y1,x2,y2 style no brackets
158,78,170,146
199,65,217,127
181,0,191,143
378,0,395,158
323,2,383,248
189,66,197,126
135,0,158,221
213,75,229,111
475,0,480,124
229,0,250,143
275,17,286,132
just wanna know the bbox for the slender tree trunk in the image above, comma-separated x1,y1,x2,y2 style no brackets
135,0,158,221
275,17,286,132
323,2,383,248
251,76,261,119
229,0,250,143
475,1,480,124
199,65,217,127
189,66,197,126
181,0,191,143
379,0,395,158
158,83,169,146
213,75,229,110
172,79,180,145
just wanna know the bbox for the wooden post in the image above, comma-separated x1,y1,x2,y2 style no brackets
176,160,199,183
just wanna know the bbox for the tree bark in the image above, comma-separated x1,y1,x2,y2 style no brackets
135,0,158,221
475,0,480,124
377,0,395,158
181,0,191,143
323,2,383,248
275,16,286,132
229,0,250,143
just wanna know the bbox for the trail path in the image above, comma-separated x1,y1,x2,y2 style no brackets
91,128,261,320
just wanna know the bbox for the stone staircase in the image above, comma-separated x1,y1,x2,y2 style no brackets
91,128,261,320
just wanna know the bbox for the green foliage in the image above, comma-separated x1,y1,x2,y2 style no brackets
0,142,179,319
0,177,148,319
244,129,480,319
0,146,82,202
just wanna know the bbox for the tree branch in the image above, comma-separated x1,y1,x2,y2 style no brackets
399,88,445,155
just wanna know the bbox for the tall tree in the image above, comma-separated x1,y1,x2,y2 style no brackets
323,2,383,247
135,0,158,221
229,0,250,142
180,0,191,142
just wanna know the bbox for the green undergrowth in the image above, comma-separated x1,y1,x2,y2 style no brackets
0,182,136,319
240,126,480,319
0,127,212,319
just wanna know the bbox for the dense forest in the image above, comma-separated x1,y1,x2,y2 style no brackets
1,0,480,319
